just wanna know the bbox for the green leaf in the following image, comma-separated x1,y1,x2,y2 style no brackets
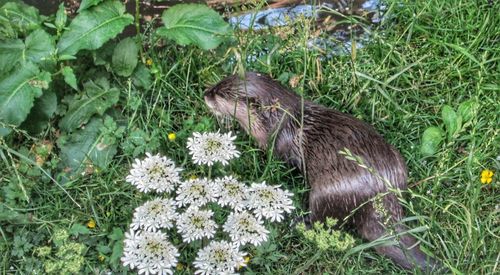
132,64,152,88
59,78,119,131
157,4,232,50
58,54,76,61
0,63,51,131
57,0,133,56
78,0,104,12
108,227,124,241
441,105,460,140
0,38,23,74
111,37,138,77
20,90,57,134
458,100,476,122
69,224,91,236
420,126,444,157
110,241,123,268
62,66,78,90
0,2,41,35
58,118,118,175
55,3,67,31
0,204,28,223
0,30,54,74
24,29,55,64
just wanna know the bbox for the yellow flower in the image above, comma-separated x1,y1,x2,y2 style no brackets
98,255,105,262
168,132,176,141
176,263,184,271
146,58,153,66
189,174,198,180
480,169,494,184
87,219,96,229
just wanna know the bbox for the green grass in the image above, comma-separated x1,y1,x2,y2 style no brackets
1,0,499,274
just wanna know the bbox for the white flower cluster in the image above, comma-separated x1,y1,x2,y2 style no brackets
187,131,240,166
126,153,182,193
122,132,294,275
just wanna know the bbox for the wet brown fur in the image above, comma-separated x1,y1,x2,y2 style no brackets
204,72,440,271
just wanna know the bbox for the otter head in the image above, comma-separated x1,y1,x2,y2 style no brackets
204,72,299,148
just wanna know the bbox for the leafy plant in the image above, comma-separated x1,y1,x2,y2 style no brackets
157,4,233,50
0,0,231,177
420,100,477,157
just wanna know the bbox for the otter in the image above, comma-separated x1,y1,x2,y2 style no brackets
204,72,441,271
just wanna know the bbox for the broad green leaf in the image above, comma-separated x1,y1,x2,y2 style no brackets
441,105,460,140
59,78,119,131
20,90,57,134
62,66,78,90
0,2,41,35
0,38,23,74
111,37,138,77
55,3,67,31
458,100,476,122
58,118,118,175
92,40,115,65
0,30,54,74
24,29,55,64
57,0,133,56
69,223,91,236
132,64,152,88
420,126,444,157
0,63,51,131
157,4,232,50
78,0,104,12
108,227,124,241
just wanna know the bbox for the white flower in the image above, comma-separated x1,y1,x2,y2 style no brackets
187,131,240,166
176,178,219,207
223,211,269,246
130,198,177,232
193,240,246,275
247,182,295,222
121,230,179,275
214,176,248,211
176,206,217,243
126,153,182,193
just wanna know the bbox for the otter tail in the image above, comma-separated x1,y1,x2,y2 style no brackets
355,195,443,272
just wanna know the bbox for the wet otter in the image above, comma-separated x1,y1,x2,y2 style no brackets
204,72,441,271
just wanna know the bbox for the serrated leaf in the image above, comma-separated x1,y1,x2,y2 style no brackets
69,223,91,236
0,63,51,131
0,38,23,74
58,118,118,175
57,0,133,56
132,64,152,88
458,100,476,122
157,4,232,50
441,105,459,140
20,90,57,134
0,2,41,35
59,78,119,131
24,29,55,64
420,126,444,157
55,3,67,30
62,66,78,90
112,37,138,77
78,0,104,12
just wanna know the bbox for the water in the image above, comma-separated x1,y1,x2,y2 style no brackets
228,0,385,56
